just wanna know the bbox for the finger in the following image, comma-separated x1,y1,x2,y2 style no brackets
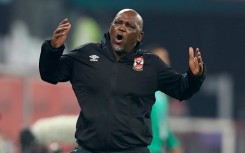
59,18,69,26
56,22,70,32
53,29,67,39
59,23,70,28
195,48,199,55
54,32,66,38
66,23,72,32
198,63,204,75
197,55,203,65
189,47,194,60
198,60,204,73
196,49,204,74
54,27,69,34
58,23,71,33
196,48,203,65
53,32,65,40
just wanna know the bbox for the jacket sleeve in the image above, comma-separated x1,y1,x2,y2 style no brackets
157,57,206,101
39,40,73,84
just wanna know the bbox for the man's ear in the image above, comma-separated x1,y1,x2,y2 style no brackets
137,32,144,42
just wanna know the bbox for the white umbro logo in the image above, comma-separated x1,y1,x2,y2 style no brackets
89,55,99,61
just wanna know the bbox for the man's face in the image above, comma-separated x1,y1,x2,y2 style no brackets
109,10,143,53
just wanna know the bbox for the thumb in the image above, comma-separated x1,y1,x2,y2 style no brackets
189,47,194,60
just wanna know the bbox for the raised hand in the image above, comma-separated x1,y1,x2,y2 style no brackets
189,47,204,76
51,18,71,48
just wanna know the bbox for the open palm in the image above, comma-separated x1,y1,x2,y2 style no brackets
189,47,204,76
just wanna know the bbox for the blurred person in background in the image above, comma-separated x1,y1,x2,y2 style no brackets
19,128,63,153
147,46,184,153
19,128,48,153
39,8,205,153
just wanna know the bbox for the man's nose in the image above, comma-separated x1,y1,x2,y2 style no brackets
118,25,126,32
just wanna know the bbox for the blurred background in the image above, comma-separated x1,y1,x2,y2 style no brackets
0,0,245,153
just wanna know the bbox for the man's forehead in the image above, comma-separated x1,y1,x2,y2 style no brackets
113,9,143,30
115,12,137,21
114,15,135,22
114,12,142,26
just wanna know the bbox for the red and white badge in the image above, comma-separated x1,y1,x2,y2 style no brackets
133,56,144,71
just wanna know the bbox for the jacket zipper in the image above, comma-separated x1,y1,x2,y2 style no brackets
106,62,118,147
111,62,118,93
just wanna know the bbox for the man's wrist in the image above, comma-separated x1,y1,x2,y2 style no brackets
47,40,65,50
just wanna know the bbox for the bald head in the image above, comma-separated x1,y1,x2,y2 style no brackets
109,9,144,56
115,9,143,31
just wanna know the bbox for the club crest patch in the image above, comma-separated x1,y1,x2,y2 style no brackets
133,56,144,71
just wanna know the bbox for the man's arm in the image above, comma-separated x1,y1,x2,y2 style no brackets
39,19,73,84
39,41,73,84
157,48,206,101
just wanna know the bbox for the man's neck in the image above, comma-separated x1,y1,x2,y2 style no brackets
113,50,127,61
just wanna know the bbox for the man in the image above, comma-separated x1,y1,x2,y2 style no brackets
148,47,184,153
39,9,205,153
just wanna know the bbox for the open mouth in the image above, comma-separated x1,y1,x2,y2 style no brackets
115,34,124,43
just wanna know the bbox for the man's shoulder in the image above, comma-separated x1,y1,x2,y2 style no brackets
71,42,101,53
141,49,158,59
63,42,102,59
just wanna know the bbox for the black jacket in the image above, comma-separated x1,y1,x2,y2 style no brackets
39,33,205,152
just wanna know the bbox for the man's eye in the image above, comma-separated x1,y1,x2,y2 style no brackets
128,25,135,29
114,21,121,24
